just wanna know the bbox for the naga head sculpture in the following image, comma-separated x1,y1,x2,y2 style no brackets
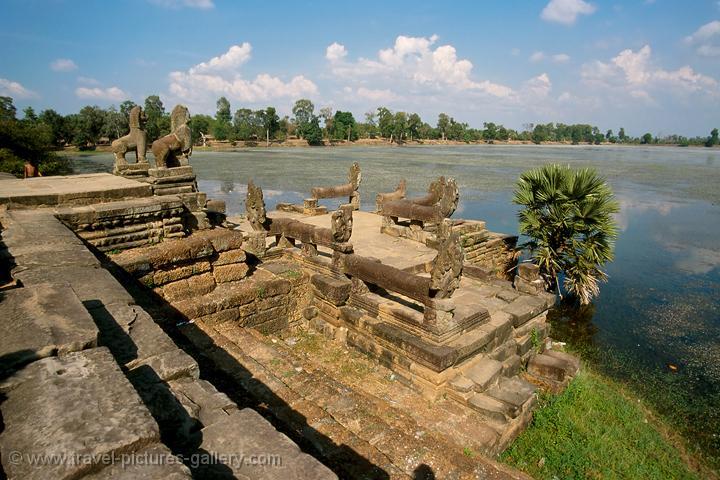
331,204,354,243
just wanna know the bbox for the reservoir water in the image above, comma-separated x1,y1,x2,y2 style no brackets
72,144,720,459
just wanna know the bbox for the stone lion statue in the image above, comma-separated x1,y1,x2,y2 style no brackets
111,106,147,166
151,105,192,168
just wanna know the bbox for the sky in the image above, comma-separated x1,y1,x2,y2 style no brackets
1,0,719,137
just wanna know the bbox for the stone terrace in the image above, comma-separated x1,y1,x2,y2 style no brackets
0,170,580,480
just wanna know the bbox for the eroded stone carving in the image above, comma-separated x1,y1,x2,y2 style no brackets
151,105,192,169
246,180,267,231
429,220,464,298
112,106,148,168
310,162,362,210
376,179,406,211
331,204,353,243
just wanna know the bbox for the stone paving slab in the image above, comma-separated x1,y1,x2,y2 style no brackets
82,444,191,479
199,408,338,480
0,347,160,480
0,173,152,207
0,283,98,373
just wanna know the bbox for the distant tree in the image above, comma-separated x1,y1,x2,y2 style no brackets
437,113,450,141
303,116,323,145
144,95,169,142
319,106,333,139
331,111,356,141
38,109,67,146
292,99,315,140
407,113,422,141
189,114,213,145
483,122,498,141
74,105,106,147
119,100,137,120
605,129,613,140
0,96,17,120
532,124,548,144
593,133,604,145
641,133,653,144
259,106,280,145
213,97,232,141
393,111,407,142
705,128,719,148
618,127,626,142
22,106,38,123
514,164,619,305
103,105,125,140
377,107,394,140
0,96,69,177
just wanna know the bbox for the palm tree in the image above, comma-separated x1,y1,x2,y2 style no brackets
513,164,619,305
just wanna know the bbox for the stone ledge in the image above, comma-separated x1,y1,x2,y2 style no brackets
0,347,160,480
0,284,98,374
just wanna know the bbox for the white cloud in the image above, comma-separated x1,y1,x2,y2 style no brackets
325,42,347,62
685,20,720,57
530,51,545,62
531,51,570,63
50,58,78,72
581,45,718,98
541,0,596,25
148,0,213,9
523,73,552,98
77,76,100,85
75,86,127,101
0,78,37,99
355,87,398,102
328,34,514,98
189,43,251,74
168,43,317,104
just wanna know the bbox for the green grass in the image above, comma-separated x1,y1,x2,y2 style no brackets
501,368,700,480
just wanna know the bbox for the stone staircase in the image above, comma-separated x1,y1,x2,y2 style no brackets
179,318,531,480
0,209,336,480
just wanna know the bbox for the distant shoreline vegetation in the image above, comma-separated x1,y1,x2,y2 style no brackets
1,94,718,174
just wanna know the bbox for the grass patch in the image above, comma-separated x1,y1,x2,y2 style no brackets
501,368,700,479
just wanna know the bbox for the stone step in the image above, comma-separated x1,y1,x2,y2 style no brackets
0,284,98,374
199,408,337,480
468,392,517,422
464,357,503,392
0,348,187,480
485,377,538,417
183,322,526,479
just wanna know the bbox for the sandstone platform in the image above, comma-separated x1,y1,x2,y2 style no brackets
0,173,152,207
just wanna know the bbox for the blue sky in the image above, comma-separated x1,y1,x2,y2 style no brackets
1,0,719,136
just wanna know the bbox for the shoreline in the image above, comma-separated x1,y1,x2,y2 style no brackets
59,138,720,154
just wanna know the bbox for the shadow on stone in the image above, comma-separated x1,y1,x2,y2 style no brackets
413,463,436,479
84,300,233,478
99,255,390,479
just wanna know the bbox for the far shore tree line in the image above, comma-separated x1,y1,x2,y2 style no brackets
1,94,718,176
2,95,719,150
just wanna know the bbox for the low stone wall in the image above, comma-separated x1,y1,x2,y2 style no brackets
111,229,305,335
463,232,518,280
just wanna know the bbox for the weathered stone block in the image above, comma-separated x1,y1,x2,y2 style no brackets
0,348,159,480
503,295,547,327
465,358,503,392
486,377,536,409
161,272,216,302
213,263,250,283
213,248,246,266
83,444,191,479
153,261,211,285
205,229,244,252
0,284,98,373
198,408,337,479
528,352,578,382
311,274,352,306
196,307,241,325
